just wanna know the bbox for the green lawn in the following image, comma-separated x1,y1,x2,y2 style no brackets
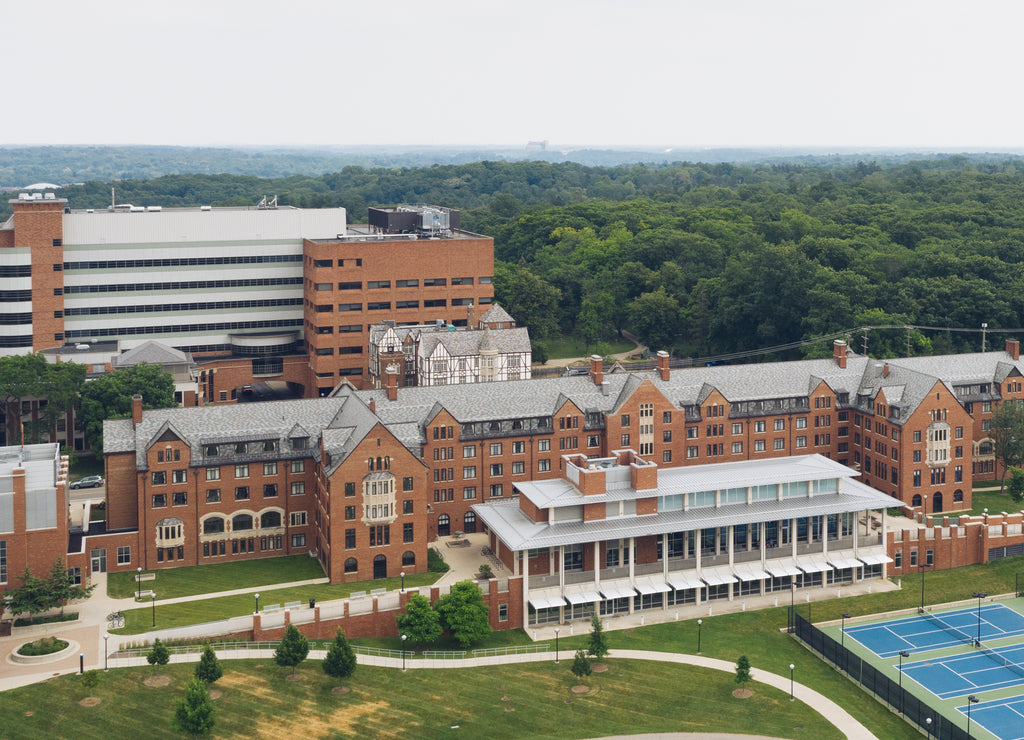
541,335,636,361
0,658,842,740
108,555,328,600
959,486,1021,517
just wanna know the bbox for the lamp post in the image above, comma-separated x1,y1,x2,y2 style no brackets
151,592,156,628
919,562,932,612
137,566,142,601
554,627,560,664
697,619,703,655
967,695,979,737
401,634,407,671
898,650,910,714
400,571,406,592
841,612,851,672
973,592,987,647
103,633,109,672
254,593,260,613
925,717,932,739
789,663,795,701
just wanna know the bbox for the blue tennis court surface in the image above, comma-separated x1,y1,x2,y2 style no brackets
958,696,1024,740
903,643,1024,699
845,604,1024,658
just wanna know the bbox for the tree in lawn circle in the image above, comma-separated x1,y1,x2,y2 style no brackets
147,638,170,671
587,613,609,662
571,649,592,686
434,580,491,649
735,655,753,696
322,627,357,681
274,624,309,678
80,669,100,699
194,643,223,684
172,676,216,739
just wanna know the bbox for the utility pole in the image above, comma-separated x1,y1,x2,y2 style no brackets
906,327,912,357
861,329,869,356
982,323,988,353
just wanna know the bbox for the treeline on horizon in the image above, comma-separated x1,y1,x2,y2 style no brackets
6,155,1024,363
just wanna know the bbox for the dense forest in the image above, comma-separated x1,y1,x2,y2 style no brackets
6,156,1024,363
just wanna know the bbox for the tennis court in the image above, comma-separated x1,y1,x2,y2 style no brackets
957,695,1024,740
903,643,1024,699
844,603,1024,658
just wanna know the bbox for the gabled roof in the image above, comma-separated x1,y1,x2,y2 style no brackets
113,340,192,367
478,303,514,326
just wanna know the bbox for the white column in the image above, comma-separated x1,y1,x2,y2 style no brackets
558,545,565,624
662,533,669,579
594,541,601,588
522,550,530,628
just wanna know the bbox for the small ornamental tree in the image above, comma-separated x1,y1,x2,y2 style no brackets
395,593,442,647
4,568,49,623
274,624,309,677
81,669,100,699
47,557,94,616
322,627,357,680
571,649,592,683
147,638,170,668
194,643,223,684
735,655,752,688
172,677,216,739
435,580,491,649
588,613,609,661
1008,467,1024,504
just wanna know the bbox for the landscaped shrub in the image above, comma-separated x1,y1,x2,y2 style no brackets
427,548,450,573
18,637,69,656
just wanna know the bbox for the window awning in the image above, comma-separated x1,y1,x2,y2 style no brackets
827,557,863,570
797,559,832,574
700,566,738,587
528,587,566,610
735,565,771,582
858,553,893,565
765,561,803,578
600,579,637,600
667,573,704,591
636,578,672,595
565,587,602,605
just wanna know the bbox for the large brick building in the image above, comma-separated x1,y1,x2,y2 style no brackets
0,196,494,402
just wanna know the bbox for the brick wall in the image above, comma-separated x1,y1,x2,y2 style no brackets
888,511,1024,574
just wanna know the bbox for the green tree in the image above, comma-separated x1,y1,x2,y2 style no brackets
493,262,561,340
990,401,1024,493
628,287,681,352
735,655,752,687
81,669,100,699
0,354,49,445
395,593,442,647
4,568,51,623
147,638,170,668
171,677,216,739
322,627,357,680
1008,467,1024,504
274,624,309,677
571,649,592,682
47,557,94,616
587,613,609,661
194,643,223,684
435,581,491,648
78,363,176,454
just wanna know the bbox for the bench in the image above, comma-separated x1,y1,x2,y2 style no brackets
284,601,303,610
138,589,154,599
349,590,367,599
370,588,387,596
262,603,282,613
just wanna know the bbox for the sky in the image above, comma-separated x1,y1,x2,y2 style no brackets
3,0,1023,149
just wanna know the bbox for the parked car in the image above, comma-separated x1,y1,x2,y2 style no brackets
70,475,104,489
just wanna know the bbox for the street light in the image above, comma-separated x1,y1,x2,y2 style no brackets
841,612,851,672
898,650,910,714
554,627,560,664
401,634,407,671
103,633,109,672
919,562,932,612
973,592,987,647
400,571,406,592
789,663,795,701
151,592,156,628
137,567,142,601
697,619,703,655
254,593,260,613
967,695,979,737
925,717,932,739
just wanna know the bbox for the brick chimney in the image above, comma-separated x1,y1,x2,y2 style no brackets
368,399,376,414
384,364,399,401
466,302,475,327
590,355,603,387
657,350,670,381
131,394,143,428
833,339,848,369
1008,338,1020,361
883,363,890,378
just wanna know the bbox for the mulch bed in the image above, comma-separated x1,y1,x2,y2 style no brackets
591,662,608,673
732,688,753,699
79,698,101,707
331,686,351,695
286,674,304,682
144,675,171,688
209,690,223,700
571,685,590,694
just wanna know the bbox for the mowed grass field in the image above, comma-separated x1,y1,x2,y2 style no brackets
0,658,843,740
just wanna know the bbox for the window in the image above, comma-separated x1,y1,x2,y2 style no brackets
621,434,630,447
345,529,356,549
463,486,477,499
914,431,922,443
687,427,698,439
774,419,785,431
173,492,187,506
235,464,249,478
463,445,476,459
754,440,766,452
291,460,305,473
490,463,503,476
463,465,477,479
172,469,187,484
588,434,600,447
291,482,305,495
894,552,902,569
290,511,307,526
489,443,502,456
913,470,921,487
774,438,785,450
512,461,525,475
754,421,766,433
396,279,419,288
687,446,698,458
404,522,414,543
663,450,672,462
117,546,131,565
499,603,509,622
621,414,631,427
151,471,166,485
490,484,503,497
235,486,250,500
955,465,963,482
732,441,743,454
512,441,525,454
538,459,551,472
263,462,277,475
345,482,355,497
910,551,918,567
206,489,221,503
0,541,5,584
663,430,672,443
367,280,391,289
955,426,964,439
538,439,550,452
206,467,219,481
264,483,278,497
152,494,167,508
926,549,934,566
292,534,306,548
345,505,356,520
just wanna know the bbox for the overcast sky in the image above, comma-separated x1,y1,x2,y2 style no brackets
4,0,1022,149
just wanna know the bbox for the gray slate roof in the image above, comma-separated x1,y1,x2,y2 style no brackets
112,340,193,367
478,304,514,326
419,326,531,357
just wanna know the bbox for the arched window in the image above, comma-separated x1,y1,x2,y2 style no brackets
344,558,358,573
402,551,416,566
953,489,964,503
437,513,450,537
911,494,922,507
463,510,477,534
261,511,281,528
233,513,253,531
203,517,225,535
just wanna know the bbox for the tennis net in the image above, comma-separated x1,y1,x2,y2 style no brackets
977,643,1024,681
920,608,976,647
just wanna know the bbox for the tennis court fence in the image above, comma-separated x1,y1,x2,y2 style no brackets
794,613,971,740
